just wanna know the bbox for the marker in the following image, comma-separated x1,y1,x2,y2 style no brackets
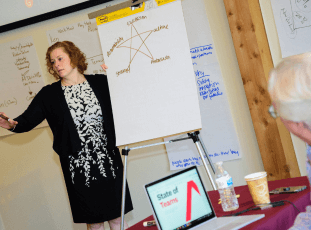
0,114,9,121
143,220,156,227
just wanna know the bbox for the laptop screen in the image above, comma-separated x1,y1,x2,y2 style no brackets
145,166,216,230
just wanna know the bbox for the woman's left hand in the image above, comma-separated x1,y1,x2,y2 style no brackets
101,64,108,70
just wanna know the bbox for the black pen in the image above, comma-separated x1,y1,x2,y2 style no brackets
143,220,156,227
0,114,10,121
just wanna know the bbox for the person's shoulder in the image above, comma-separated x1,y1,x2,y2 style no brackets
85,74,107,79
41,80,60,91
36,81,61,97
85,74,108,84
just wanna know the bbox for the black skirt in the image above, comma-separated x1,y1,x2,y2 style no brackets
59,150,133,224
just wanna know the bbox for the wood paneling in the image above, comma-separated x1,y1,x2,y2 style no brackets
223,0,300,180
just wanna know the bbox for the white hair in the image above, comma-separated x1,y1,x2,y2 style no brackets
268,52,311,125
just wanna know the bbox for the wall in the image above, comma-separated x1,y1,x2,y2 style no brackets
0,0,264,229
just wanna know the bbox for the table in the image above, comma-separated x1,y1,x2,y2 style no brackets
128,176,311,230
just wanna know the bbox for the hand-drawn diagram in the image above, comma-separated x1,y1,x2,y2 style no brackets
11,43,44,101
0,36,46,137
280,0,311,38
270,0,311,57
106,17,170,77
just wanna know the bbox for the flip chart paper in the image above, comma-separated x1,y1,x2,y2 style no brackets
164,0,241,170
0,36,46,137
270,0,311,58
97,1,202,146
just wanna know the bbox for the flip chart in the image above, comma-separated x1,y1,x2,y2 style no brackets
97,0,202,146
270,0,311,57
0,36,46,137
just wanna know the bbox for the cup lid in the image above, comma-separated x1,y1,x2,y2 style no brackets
244,172,267,181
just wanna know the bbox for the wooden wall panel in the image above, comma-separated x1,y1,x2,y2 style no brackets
247,0,300,178
223,0,300,180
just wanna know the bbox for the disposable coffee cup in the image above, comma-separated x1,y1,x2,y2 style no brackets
244,172,270,205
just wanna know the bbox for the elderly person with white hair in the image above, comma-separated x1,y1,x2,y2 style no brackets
268,52,311,229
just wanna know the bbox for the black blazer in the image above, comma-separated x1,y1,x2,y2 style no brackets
12,74,117,157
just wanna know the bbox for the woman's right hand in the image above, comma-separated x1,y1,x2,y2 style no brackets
0,112,18,130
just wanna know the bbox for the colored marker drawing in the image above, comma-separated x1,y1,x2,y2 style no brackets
108,22,170,76
280,0,311,38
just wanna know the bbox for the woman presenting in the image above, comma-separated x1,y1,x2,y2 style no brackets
0,41,133,230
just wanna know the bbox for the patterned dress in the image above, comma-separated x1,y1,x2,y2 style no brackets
59,80,133,223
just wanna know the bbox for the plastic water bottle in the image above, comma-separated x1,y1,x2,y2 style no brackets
215,161,239,211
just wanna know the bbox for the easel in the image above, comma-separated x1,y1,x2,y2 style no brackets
120,131,217,230
88,2,217,229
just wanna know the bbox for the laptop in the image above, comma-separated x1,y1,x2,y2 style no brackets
144,166,264,230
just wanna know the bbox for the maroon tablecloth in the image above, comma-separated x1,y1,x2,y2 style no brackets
128,176,311,230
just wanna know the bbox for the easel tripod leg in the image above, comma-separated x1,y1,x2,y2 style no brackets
188,131,217,190
194,141,217,190
197,133,215,173
121,147,129,230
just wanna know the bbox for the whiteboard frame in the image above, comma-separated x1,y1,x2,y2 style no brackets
0,0,113,33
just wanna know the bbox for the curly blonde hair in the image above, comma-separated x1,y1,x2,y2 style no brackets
46,41,88,80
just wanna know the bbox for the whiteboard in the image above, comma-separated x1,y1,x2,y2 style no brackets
270,0,311,58
97,0,202,146
0,36,47,137
164,0,241,170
